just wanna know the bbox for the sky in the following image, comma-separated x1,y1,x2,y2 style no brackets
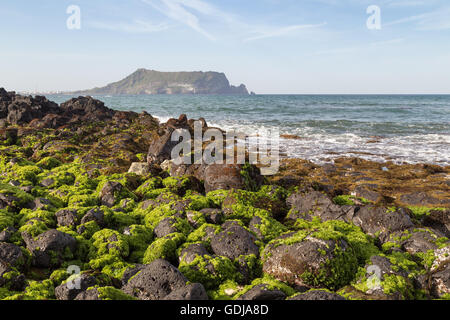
1,0,450,94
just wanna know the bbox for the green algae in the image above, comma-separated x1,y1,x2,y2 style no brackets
179,253,238,290
143,237,177,264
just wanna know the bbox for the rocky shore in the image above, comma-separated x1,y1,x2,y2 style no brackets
0,88,449,300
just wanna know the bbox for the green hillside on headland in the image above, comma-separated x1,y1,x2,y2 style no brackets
71,69,249,95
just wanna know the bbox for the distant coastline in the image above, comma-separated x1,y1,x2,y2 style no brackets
64,69,250,96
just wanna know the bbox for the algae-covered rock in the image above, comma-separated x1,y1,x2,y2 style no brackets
348,254,417,300
237,284,286,301
210,223,260,261
289,289,346,300
286,191,346,223
22,229,77,268
55,209,79,227
0,242,27,271
262,233,358,290
351,206,414,241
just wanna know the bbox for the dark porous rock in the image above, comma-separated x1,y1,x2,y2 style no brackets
128,162,151,176
286,191,346,223
0,227,17,242
22,229,77,268
204,164,245,193
147,116,191,164
351,206,414,241
0,260,26,291
210,224,259,260
163,283,208,300
55,209,79,227
55,273,97,300
60,96,115,123
122,259,188,300
179,243,210,264
74,288,101,300
289,290,345,301
431,264,450,298
154,217,178,238
121,264,146,286
200,208,225,225
354,185,382,203
100,181,124,207
262,235,357,290
0,193,21,210
141,199,158,211
400,192,446,206
80,207,105,226
0,128,18,145
5,94,59,125
0,242,26,270
40,178,55,188
385,228,444,255
187,209,224,228
28,197,52,211
349,255,414,300
237,284,286,301
430,246,450,298
423,209,450,238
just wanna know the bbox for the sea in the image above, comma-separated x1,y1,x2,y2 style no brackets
45,94,450,166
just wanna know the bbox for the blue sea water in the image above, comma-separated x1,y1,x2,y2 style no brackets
46,94,450,166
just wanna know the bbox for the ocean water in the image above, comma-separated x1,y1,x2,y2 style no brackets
46,94,450,166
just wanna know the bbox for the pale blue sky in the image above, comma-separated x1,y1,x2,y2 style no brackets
1,0,450,93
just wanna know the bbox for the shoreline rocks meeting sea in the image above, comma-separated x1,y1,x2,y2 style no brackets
0,88,449,301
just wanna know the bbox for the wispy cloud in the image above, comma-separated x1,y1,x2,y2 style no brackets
141,0,326,42
142,0,218,40
244,23,327,42
90,20,170,33
384,6,450,30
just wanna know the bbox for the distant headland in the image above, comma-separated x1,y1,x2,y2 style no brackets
68,69,250,95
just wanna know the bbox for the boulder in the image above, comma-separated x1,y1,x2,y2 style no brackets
28,198,52,211
55,273,97,300
237,284,286,301
100,181,123,207
210,224,259,260
153,217,179,238
289,290,345,301
286,191,346,222
204,164,246,193
262,234,357,290
0,242,25,270
430,246,450,298
423,209,449,238
163,283,208,300
351,206,414,241
74,288,101,300
80,207,105,226
22,229,77,268
0,227,16,242
60,96,115,123
55,209,79,227
128,163,151,176
122,259,187,300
